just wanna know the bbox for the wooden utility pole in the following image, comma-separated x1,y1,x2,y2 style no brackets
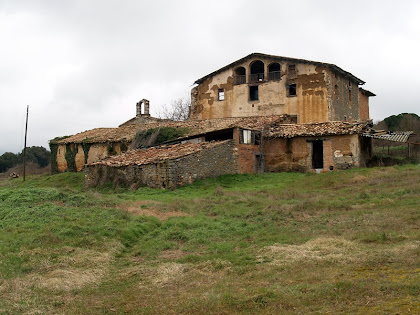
23,105,29,181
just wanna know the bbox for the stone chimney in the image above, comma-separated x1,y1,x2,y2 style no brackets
136,99,150,117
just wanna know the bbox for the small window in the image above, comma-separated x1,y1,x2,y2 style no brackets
250,86,258,101
288,64,296,77
348,89,352,102
288,84,297,96
218,88,225,101
243,130,251,144
240,129,261,145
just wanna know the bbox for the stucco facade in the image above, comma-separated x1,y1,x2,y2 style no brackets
190,53,374,124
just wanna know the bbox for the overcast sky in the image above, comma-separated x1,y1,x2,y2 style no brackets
1,0,419,154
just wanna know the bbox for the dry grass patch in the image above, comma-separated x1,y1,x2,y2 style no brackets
119,200,189,220
259,237,364,265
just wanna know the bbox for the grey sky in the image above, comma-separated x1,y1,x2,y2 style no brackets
1,0,419,154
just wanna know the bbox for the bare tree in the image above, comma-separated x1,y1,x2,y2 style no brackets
157,96,190,121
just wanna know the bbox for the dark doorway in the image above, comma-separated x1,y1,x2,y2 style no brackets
255,154,263,174
312,140,323,169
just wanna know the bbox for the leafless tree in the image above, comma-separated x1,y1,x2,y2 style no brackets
157,96,190,121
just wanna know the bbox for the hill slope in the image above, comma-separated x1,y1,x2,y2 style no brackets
0,167,419,314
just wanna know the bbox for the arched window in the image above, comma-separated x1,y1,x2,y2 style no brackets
268,62,281,81
234,67,246,85
249,60,265,83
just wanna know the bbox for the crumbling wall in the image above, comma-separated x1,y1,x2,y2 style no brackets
85,140,239,189
52,142,129,173
263,134,362,172
190,57,330,123
330,69,360,121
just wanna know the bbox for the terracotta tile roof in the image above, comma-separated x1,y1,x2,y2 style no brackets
89,140,230,167
53,115,291,144
265,121,370,138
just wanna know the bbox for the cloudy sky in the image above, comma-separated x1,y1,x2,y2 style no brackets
1,0,419,154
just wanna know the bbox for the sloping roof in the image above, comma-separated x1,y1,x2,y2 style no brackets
89,140,230,167
362,131,413,143
359,87,376,97
53,115,291,145
265,121,370,138
194,53,365,85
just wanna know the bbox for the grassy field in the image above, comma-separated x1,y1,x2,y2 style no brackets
0,165,419,314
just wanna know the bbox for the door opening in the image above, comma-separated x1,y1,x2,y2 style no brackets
312,140,324,169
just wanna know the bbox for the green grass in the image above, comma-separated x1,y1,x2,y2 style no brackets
0,166,419,314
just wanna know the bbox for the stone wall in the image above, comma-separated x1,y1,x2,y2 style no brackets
85,140,239,189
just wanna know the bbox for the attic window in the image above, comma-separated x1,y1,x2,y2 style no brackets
218,88,225,101
250,86,259,101
288,84,297,97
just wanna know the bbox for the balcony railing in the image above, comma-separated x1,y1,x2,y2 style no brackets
268,71,281,81
233,75,246,85
249,73,265,83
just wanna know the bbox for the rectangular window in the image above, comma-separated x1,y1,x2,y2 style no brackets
249,86,258,101
240,129,261,145
243,130,251,144
218,88,225,101
288,84,297,96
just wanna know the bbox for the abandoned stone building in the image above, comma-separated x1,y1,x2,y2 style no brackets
50,53,381,188
190,53,374,122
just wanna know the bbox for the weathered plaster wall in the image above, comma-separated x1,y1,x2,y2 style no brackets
263,134,364,172
191,58,336,123
191,57,364,124
85,140,239,189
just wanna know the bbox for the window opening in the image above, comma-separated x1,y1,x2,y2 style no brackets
240,129,261,145
288,84,297,96
268,62,281,80
218,88,225,101
234,67,246,85
250,86,259,101
250,60,265,82
312,140,324,169
243,130,251,144
288,64,296,78
348,89,352,102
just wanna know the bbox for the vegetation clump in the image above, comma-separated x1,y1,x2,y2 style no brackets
131,126,190,149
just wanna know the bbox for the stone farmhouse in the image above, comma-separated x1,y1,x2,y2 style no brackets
50,53,378,189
